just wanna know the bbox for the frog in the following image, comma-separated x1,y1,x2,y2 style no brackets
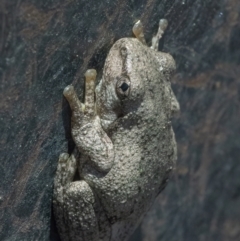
53,18,180,241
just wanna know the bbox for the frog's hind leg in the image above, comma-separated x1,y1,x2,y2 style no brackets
53,152,100,241
64,181,100,241
53,152,77,241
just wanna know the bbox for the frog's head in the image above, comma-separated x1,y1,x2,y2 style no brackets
95,38,179,131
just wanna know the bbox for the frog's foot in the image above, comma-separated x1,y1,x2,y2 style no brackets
63,69,96,115
151,19,168,51
64,180,99,241
132,20,147,45
63,69,97,131
133,19,168,51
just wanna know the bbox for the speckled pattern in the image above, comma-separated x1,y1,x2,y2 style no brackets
53,20,179,241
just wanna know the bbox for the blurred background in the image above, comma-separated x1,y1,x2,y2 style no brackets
1,0,239,240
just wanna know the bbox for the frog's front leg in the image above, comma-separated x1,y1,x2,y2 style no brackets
54,69,114,241
63,69,114,172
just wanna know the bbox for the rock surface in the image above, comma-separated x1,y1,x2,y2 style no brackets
0,0,239,241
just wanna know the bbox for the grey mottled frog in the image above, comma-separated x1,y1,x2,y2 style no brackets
53,19,180,241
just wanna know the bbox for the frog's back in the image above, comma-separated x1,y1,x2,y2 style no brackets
81,36,177,221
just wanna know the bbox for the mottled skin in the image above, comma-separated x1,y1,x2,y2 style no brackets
53,19,180,241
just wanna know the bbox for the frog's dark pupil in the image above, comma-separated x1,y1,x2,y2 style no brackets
120,82,129,92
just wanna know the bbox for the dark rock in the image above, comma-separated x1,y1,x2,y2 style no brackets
0,0,239,240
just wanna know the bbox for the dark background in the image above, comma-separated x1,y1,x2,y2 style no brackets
0,0,239,240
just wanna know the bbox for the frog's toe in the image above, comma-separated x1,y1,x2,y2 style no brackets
84,69,97,118
151,19,168,51
63,85,74,97
132,20,147,45
84,69,97,80
59,153,69,163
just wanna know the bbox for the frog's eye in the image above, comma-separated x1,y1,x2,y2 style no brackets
120,82,129,92
116,75,131,99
